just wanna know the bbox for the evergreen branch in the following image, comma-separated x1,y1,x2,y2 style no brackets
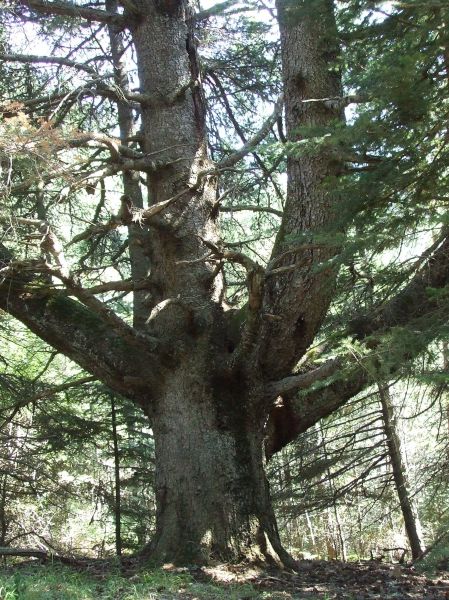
194,0,252,21
0,376,96,429
46,267,158,351
0,253,158,402
1,220,155,353
15,0,127,26
215,94,284,171
265,234,449,455
0,79,148,121
3,154,169,200
208,70,285,202
67,97,284,245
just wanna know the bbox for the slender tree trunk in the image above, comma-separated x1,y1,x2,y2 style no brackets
442,342,449,449
378,382,426,560
319,422,347,561
305,511,316,552
0,475,8,546
110,394,122,558
106,0,151,329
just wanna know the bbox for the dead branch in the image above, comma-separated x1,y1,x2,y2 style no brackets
15,218,69,275
216,94,284,171
0,547,48,559
220,204,283,218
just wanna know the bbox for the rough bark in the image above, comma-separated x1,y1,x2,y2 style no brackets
0,261,157,405
143,357,292,565
130,0,225,343
127,0,290,564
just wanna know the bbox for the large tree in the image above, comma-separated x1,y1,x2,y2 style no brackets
0,0,448,565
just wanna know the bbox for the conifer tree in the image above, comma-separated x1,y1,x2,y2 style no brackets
0,0,448,565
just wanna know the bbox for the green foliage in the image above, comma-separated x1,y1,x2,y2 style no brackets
0,322,155,556
418,534,449,574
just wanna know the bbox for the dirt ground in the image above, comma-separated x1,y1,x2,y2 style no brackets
197,559,449,599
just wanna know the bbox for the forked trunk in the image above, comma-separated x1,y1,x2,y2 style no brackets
143,357,291,566
126,0,339,567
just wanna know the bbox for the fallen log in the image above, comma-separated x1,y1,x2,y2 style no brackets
0,547,83,566
0,546,51,559
0,547,48,559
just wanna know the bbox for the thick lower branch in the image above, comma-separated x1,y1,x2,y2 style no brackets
0,265,158,403
265,233,449,456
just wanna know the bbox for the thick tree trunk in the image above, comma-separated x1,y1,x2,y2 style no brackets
141,357,291,566
260,0,344,377
127,1,294,565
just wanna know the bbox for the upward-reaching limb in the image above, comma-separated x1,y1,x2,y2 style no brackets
256,0,345,379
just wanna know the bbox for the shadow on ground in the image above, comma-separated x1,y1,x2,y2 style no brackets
1,558,449,599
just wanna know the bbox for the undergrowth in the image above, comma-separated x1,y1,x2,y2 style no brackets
0,562,290,600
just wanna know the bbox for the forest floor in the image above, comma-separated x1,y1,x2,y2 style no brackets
0,558,449,599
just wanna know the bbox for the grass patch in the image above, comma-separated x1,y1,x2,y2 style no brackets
0,563,292,599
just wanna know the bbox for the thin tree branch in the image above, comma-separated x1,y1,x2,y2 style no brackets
216,94,284,170
0,52,99,76
221,204,282,218
194,0,251,21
